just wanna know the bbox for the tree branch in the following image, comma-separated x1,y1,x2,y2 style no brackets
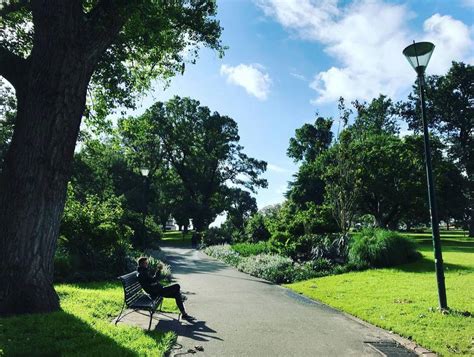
0,0,30,17
0,46,28,90
83,0,138,61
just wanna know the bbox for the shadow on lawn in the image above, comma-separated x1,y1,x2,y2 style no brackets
395,256,473,273
0,310,138,356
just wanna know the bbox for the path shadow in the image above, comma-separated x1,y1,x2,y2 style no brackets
155,318,222,343
202,272,274,285
163,251,274,286
161,250,231,275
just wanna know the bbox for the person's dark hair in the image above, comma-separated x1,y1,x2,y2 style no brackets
137,257,148,267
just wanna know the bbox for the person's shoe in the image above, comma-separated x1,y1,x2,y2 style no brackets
182,313,195,321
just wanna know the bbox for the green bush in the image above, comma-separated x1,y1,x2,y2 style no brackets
231,241,274,257
204,244,347,283
54,246,74,282
268,232,348,263
245,213,271,242
286,204,339,237
268,231,291,255
122,211,161,249
58,184,133,281
237,254,294,283
204,244,241,266
348,229,420,268
290,258,337,281
201,227,232,246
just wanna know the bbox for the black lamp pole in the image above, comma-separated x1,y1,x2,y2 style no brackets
403,41,447,310
417,71,448,310
140,168,150,242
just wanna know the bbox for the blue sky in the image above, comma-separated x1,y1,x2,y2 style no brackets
132,0,473,212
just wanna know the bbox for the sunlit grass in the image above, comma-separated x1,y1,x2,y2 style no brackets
287,233,474,356
161,230,193,245
0,282,177,356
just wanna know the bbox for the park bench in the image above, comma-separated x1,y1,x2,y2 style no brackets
115,271,164,331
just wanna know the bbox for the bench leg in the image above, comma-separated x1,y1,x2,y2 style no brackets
148,311,154,331
115,302,126,325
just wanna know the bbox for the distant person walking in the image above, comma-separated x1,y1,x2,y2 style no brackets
136,257,193,320
191,232,200,249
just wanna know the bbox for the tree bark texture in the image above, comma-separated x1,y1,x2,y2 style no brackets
0,0,129,315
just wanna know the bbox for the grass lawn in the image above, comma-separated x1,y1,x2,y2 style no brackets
161,231,193,246
0,282,179,356
287,233,474,356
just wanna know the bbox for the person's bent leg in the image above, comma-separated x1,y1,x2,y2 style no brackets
160,284,187,315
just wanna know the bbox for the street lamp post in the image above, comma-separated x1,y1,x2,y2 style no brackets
403,41,448,310
140,168,150,241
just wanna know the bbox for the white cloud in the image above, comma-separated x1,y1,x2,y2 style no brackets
220,63,272,100
267,163,289,173
422,14,474,72
256,0,473,104
290,72,307,81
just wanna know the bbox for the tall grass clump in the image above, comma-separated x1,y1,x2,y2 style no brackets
348,229,420,268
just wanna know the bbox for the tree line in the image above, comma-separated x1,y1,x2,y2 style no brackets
241,62,472,250
286,64,471,235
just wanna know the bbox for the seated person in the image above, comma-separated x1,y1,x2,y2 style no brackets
136,257,193,320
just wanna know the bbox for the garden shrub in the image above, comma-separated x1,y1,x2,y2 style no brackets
268,231,291,255
288,204,340,237
204,244,348,283
245,213,271,242
273,233,348,263
58,185,133,281
290,258,336,281
204,244,241,266
54,246,74,282
231,241,274,257
237,254,294,283
122,211,160,249
201,227,232,246
348,229,420,268
145,216,163,242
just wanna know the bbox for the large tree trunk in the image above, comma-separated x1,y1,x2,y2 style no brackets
0,2,97,315
0,51,92,315
0,1,130,316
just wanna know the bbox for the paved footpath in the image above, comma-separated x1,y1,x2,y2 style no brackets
123,245,420,357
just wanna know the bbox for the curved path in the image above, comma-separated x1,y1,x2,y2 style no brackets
157,246,411,357
132,245,417,356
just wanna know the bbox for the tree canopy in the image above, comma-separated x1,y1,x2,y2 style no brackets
119,96,267,231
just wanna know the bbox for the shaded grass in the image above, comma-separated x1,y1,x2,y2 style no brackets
0,282,178,356
287,234,474,357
